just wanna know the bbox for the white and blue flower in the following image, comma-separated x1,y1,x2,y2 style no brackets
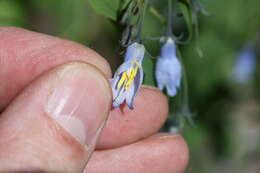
232,45,256,84
155,37,182,96
110,42,145,109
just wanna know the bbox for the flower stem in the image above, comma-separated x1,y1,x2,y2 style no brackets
136,0,148,42
167,0,173,37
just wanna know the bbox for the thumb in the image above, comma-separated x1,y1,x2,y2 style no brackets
0,62,111,173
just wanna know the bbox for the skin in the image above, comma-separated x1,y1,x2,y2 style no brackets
0,27,189,173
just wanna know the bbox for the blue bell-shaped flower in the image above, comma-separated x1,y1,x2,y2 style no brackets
110,42,145,109
155,37,182,96
232,45,256,84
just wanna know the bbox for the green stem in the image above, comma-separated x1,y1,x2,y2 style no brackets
136,0,148,42
177,48,195,126
167,0,173,36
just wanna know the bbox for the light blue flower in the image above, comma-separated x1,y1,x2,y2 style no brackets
232,45,256,84
155,37,182,96
110,42,145,109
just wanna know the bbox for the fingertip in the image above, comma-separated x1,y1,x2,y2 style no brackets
85,133,189,173
0,62,112,172
141,85,169,114
154,134,189,173
46,62,112,146
82,48,112,78
96,85,169,149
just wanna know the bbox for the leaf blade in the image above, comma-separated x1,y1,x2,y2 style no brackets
87,0,120,20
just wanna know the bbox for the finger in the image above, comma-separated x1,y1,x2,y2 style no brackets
97,86,169,149
0,62,111,173
0,27,169,150
0,26,111,111
85,133,189,173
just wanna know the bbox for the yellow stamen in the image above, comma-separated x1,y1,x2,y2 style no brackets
117,72,127,89
117,61,140,90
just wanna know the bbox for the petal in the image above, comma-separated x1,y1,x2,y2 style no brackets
113,61,131,77
167,58,182,80
167,59,182,96
125,82,136,109
125,67,143,109
161,38,176,59
124,43,137,62
136,45,145,62
169,58,182,89
112,87,126,108
124,42,145,62
110,76,120,98
155,57,167,90
110,76,126,107
166,83,177,97
134,67,144,93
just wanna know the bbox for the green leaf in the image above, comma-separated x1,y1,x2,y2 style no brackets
0,0,26,26
87,0,120,20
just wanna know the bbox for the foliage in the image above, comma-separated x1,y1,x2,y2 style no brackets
87,0,121,20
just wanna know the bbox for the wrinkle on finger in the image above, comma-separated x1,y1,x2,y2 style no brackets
85,133,189,173
0,26,111,111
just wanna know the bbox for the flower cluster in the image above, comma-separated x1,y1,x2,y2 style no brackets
110,38,182,109
110,0,185,109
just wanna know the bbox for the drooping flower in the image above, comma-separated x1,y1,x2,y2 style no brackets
155,37,182,96
110,42,145,109
232,45,256,84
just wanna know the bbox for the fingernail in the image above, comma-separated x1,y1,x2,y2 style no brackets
45,64,111,146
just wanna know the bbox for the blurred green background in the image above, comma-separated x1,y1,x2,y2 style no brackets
1,0,260,172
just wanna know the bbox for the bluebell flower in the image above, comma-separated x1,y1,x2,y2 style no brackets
155,37,182,96
232,45,256,84
110,42,145,109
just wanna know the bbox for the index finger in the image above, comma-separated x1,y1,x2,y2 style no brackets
0,26,112,111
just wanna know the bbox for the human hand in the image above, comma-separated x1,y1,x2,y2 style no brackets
0,27,188,173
